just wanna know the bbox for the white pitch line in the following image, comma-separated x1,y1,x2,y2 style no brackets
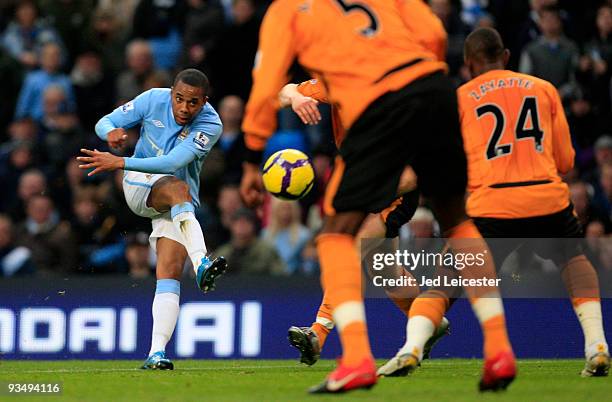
9,365,309,374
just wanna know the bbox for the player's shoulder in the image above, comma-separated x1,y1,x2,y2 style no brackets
192,103,222,135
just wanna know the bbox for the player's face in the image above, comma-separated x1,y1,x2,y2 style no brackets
171,81,207,126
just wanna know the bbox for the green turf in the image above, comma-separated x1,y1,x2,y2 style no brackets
0,359,609,402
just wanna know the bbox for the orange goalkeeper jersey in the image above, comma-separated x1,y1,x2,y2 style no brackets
243,0,447,153
457,70,575,219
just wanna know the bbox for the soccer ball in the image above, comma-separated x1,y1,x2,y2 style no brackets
262,149,315,200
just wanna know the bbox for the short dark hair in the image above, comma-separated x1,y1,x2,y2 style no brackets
173,68,210,95
464,27,505,64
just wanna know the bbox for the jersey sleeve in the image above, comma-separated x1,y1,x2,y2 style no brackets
95,90,152,140
396,0,447,62
548,84,575,174
184,118,223,159
296,79,329,103
123,118,222,174
241,0,299,162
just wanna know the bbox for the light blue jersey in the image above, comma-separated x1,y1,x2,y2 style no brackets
95,88,222,207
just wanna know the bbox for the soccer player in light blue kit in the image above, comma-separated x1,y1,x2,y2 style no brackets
77,69,228,370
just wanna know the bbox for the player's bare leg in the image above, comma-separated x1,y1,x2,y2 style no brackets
149,176,227,292
561,255,610,376
142,237,187,370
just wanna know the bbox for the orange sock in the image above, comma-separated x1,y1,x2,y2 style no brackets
408,291,448,326
483,314,513,358
311,293,333,347
448,220,513,359
317,233,372,366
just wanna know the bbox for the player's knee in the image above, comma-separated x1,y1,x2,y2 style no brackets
167,179,191,202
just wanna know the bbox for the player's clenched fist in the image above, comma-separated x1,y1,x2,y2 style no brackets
107,128,128,149
240,162,265,207
77,148,125,176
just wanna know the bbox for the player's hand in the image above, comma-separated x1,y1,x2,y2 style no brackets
292,96,321,125
77,148,125,176
240,162,265,207
107,128,128,149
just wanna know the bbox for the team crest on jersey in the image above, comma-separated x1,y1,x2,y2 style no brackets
121,101,134,113
178,128,189,141
193,131,210,150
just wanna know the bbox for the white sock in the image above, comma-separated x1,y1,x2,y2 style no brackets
170,202,207,273
149,279,180,356
333,301,366,331
398,316,435,361
574,301,609,356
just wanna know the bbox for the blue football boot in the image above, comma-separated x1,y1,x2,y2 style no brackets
196,255,228,293
141,351,174,370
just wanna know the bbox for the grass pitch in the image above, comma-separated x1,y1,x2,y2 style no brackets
0,359,609,402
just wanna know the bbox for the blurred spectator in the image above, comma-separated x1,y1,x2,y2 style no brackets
7,167,45,222
125,231,154,279
70,186,105,264
218,183,244,231
0,214,34,276
14,42,75,122
181,0,225,73
16,194,78,274
40,85,83,169
82,6,129,74
38,0,94,64
0,140,36,211
0,0,63,69
592,162,612,223
116,40,169,104
199,95,246,208
0,48,23,133
71,51,115,130
579,5,612,112
131,0,184,70
96,0,140,38
217,95,247,182
570,180,609,230
262,199,311,274
211,0,262,101
216,208,286,275
519,6,579,99
515,0,557,62
429,0,470,77
6,118,37,142
143,70,172,91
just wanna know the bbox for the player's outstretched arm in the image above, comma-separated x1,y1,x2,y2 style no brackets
77,143,197,176
278,83,321,125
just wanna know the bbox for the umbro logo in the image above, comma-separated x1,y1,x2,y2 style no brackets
152,120,165,128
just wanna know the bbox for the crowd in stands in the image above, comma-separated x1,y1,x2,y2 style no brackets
1,0,612,278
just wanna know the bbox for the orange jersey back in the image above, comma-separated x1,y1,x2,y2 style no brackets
297,79,346,146
243,0,447,152
457,70,575,219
